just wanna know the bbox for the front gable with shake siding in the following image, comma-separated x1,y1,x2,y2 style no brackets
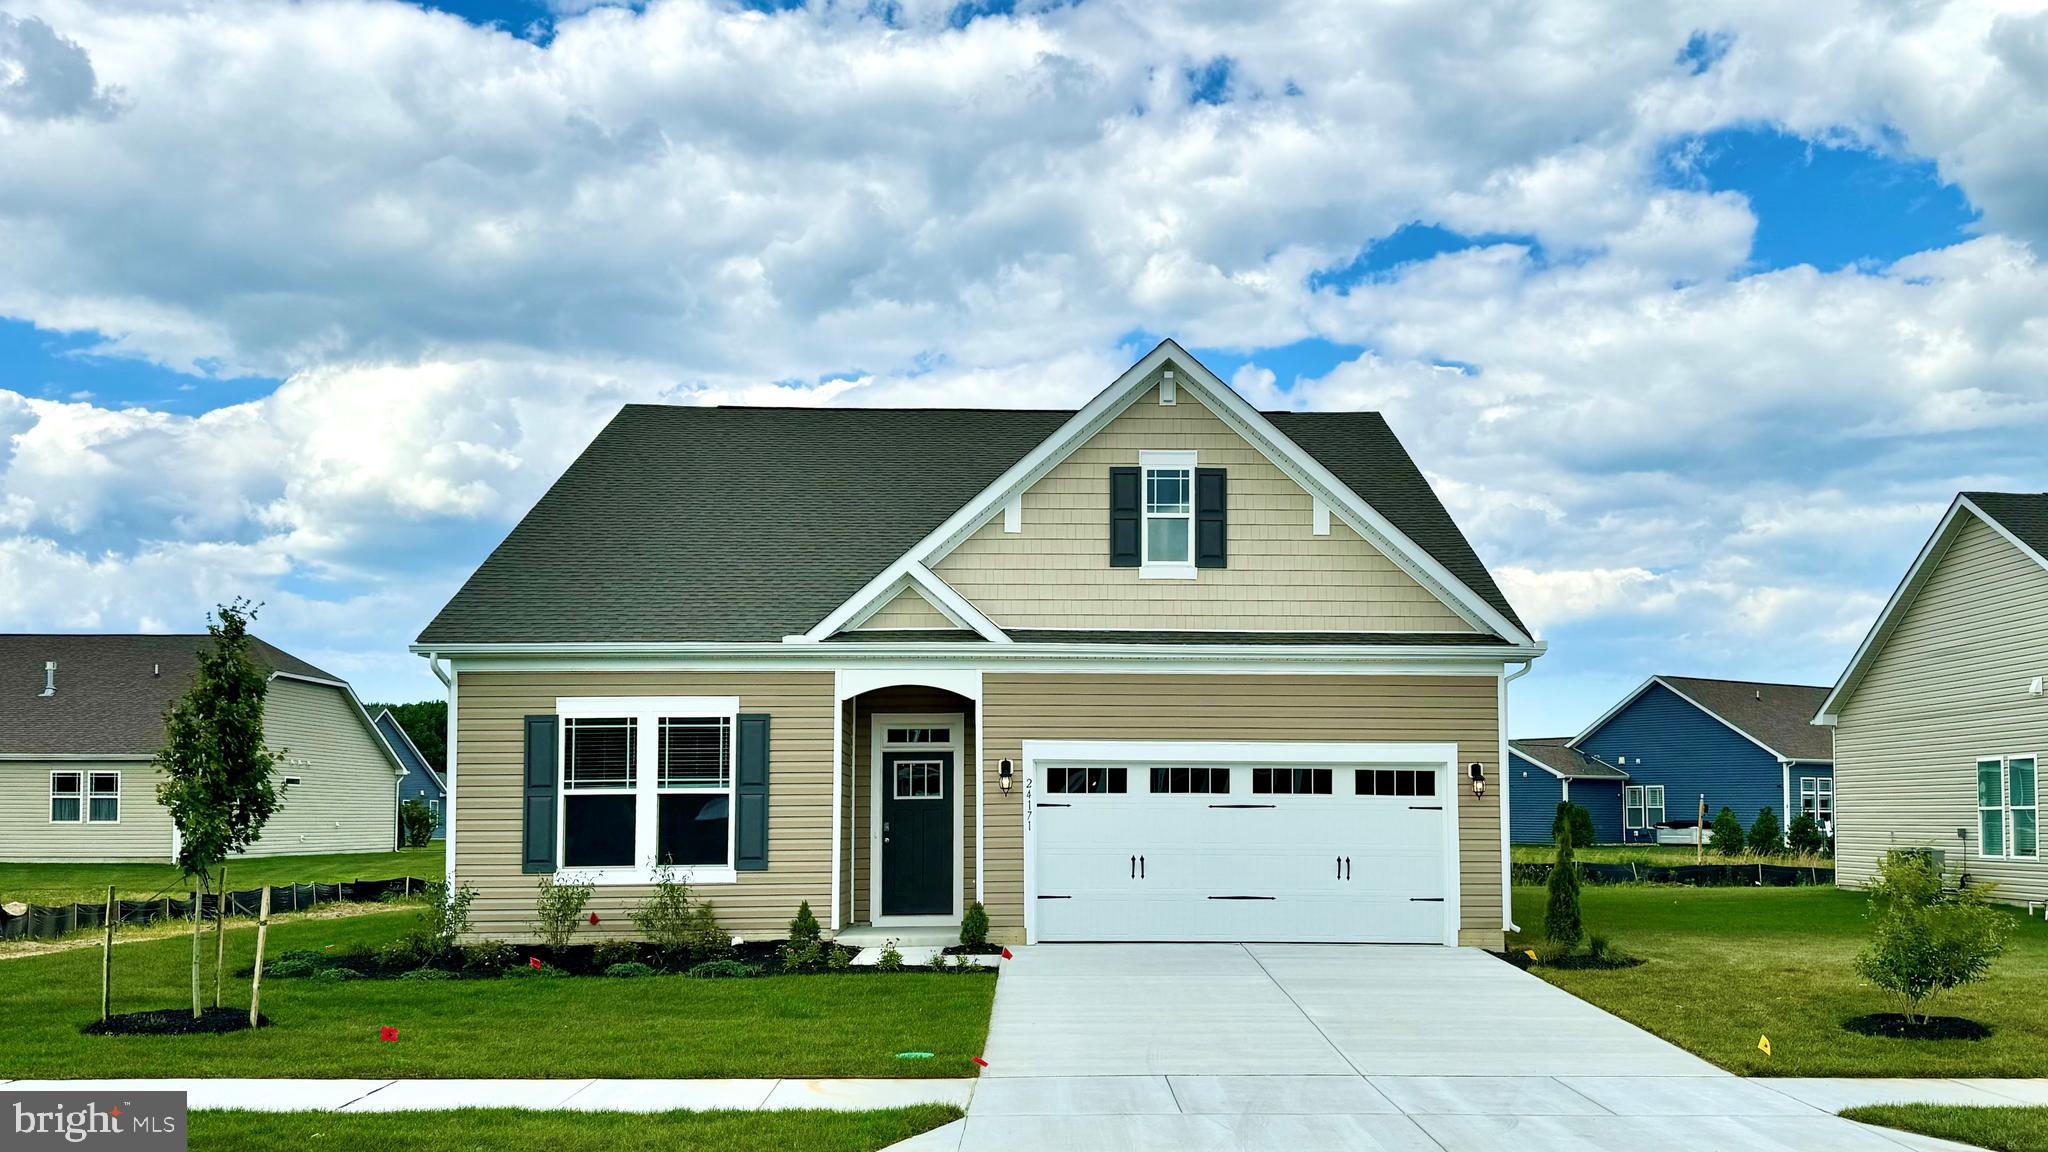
1818,493,2048,903
415,339,1544,949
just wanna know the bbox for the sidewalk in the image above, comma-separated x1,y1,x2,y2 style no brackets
0,1077,973,1113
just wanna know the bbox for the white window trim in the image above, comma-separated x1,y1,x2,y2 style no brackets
1625,784,1645,830
868,711,965,928
49,770,83,824
554,695,741,886
1800,776,1834,834
1138,449,1198,579
1979,753,2038,861
86,770,121,824
1645,784,1665,828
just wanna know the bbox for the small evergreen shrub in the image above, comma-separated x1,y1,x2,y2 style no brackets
1543,829,1582,949
789,901,822,947
961,901,990,947
687,959,756,979
591,939,640,969
462,939,519,973
399,967,455,981
532,875,594,950
1551,802,1595,849
1788,812,1828,856
1748,806,1784,856
683,900,734,961
605,962,658,978
1709,807,1746,857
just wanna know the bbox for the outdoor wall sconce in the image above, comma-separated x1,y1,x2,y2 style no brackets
1468,762,1486,798
999,759,1014,794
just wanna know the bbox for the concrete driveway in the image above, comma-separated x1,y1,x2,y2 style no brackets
900,944,1977,1152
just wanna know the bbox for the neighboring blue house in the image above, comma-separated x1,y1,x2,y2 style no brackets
1565,676,1834,845
376,709,446,841
1508,738,1629,844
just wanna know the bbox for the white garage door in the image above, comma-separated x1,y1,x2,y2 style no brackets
1032,755,1453,944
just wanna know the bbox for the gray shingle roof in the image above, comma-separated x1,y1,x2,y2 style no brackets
1656,676,1834,762
418,403,1525,646
1964,492,2048,560
1,634,337,757
1510,737,1628,779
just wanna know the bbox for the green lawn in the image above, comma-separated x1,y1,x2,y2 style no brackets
1508,843,1830,868
188,1107,963,1152
0,848,443,906
1508,885,2048,1076
0,909,994,1079
1842,1105,2048,1152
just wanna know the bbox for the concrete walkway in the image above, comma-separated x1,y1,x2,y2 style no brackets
0,1077,973,1113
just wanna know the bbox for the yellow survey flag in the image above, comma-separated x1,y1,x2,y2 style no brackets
1758,1035,1772,1056
1524,949,1537,961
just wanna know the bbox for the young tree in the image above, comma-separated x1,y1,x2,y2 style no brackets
154,601,283,1018
1709,807,1746,858
1551,801,1595,849
1854,850,2012,1024
1787,812,1828,857
399,798,436,848
1747,806,1783,856
1544,828,1582,951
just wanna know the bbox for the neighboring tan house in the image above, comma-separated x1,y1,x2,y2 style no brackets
414,341,1543,948
378,710,447,840
1507,738,1628,844
1,634,408,862
1557,676,1834,845
1817,492,2048,901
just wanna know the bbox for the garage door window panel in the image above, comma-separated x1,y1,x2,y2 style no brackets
1252,767,1332,795
1356,769,1435,797
1150,766,1229,794
1046,766,1126,794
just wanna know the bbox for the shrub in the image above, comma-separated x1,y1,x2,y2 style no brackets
1788,812,1828,857
877,942,904,972
1550,802,1595,849
591,939,640,970
400,799,436,848
1543,828,1582,949
632,868,695,964
532,875,594,950
264,951,324,978
687,959,756,979
399,967,455,981
376,933,437,973
502,961,565,979
419,881,476,954
789,901,822,947
1709,807,1746,857
605,962,658,978
683,900,734,962
1748,806,1783,856
311,966,360,984
462,939,519,973
826,945,851,972
961,901,990,947
1853,850,2013,1023
780,937,825,974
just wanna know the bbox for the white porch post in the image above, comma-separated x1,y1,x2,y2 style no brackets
830,671,843,932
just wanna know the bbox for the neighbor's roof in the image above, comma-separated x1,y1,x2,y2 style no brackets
1652,676,1834,762
1509,737,1629,780
0,634,338,757
375,710,444,792
417,405,1524,645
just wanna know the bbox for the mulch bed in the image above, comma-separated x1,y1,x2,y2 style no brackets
85,1007,267,1036
941,943,1004,956
1843,1013,1992,1041
1537,953,1644,971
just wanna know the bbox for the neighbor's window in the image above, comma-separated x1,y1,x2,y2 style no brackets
1800,776,1834,832
87,772,120,823
1139,450,1196,572
49,771,81,822
563,717,637,868
1625,784,1666,829
1980,755,2038,860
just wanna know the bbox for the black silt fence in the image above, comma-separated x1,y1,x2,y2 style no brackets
0,876,429,941
1511,861,1834,887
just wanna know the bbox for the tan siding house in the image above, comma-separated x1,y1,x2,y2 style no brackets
1818,494,2048,903
418,341,1541,949
1,634,407,863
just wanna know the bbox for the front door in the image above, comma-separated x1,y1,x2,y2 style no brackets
881,750,954,916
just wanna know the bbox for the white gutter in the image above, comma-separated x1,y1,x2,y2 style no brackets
413,639,1546,662
427,653,456,894
1500,658,1536,935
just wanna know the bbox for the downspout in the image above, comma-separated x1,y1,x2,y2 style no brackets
1500,659,1534,934
428,654,455,893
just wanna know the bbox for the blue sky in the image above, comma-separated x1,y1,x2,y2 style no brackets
0,0,2041,735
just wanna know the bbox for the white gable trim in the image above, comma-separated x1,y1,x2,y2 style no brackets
809,561,1011,644
1568,674,1807,763
1815,495,2048,725
797,339,1532,647
1510,747,1570,780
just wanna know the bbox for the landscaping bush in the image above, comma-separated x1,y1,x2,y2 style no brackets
686,959,756,979
1748,806,1783,856
398,967,455,981
1544,829,1582,950
1551,801,1595,849
1853,849,2013,1026
961,901,990,947
462,939,519,974
400,799,436,848
682,900,734,962
591,939,640,970
789,901,822,947
263,951,324,978
632,868,695,966
532,875,593,950
376,933,437,973
1788,812,1828,856
311,966,360,984
420,881,476,955
605,962,658,978
826,944,852,972
1709,807,1746,857
877,942,904,972
502,960,565,979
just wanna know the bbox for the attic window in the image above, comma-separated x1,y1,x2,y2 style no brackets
1140,450,1195,576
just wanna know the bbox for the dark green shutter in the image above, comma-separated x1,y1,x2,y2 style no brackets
735,713,770,871
1195,468,1228,568
1109,467,1141,567
521,714,557,874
